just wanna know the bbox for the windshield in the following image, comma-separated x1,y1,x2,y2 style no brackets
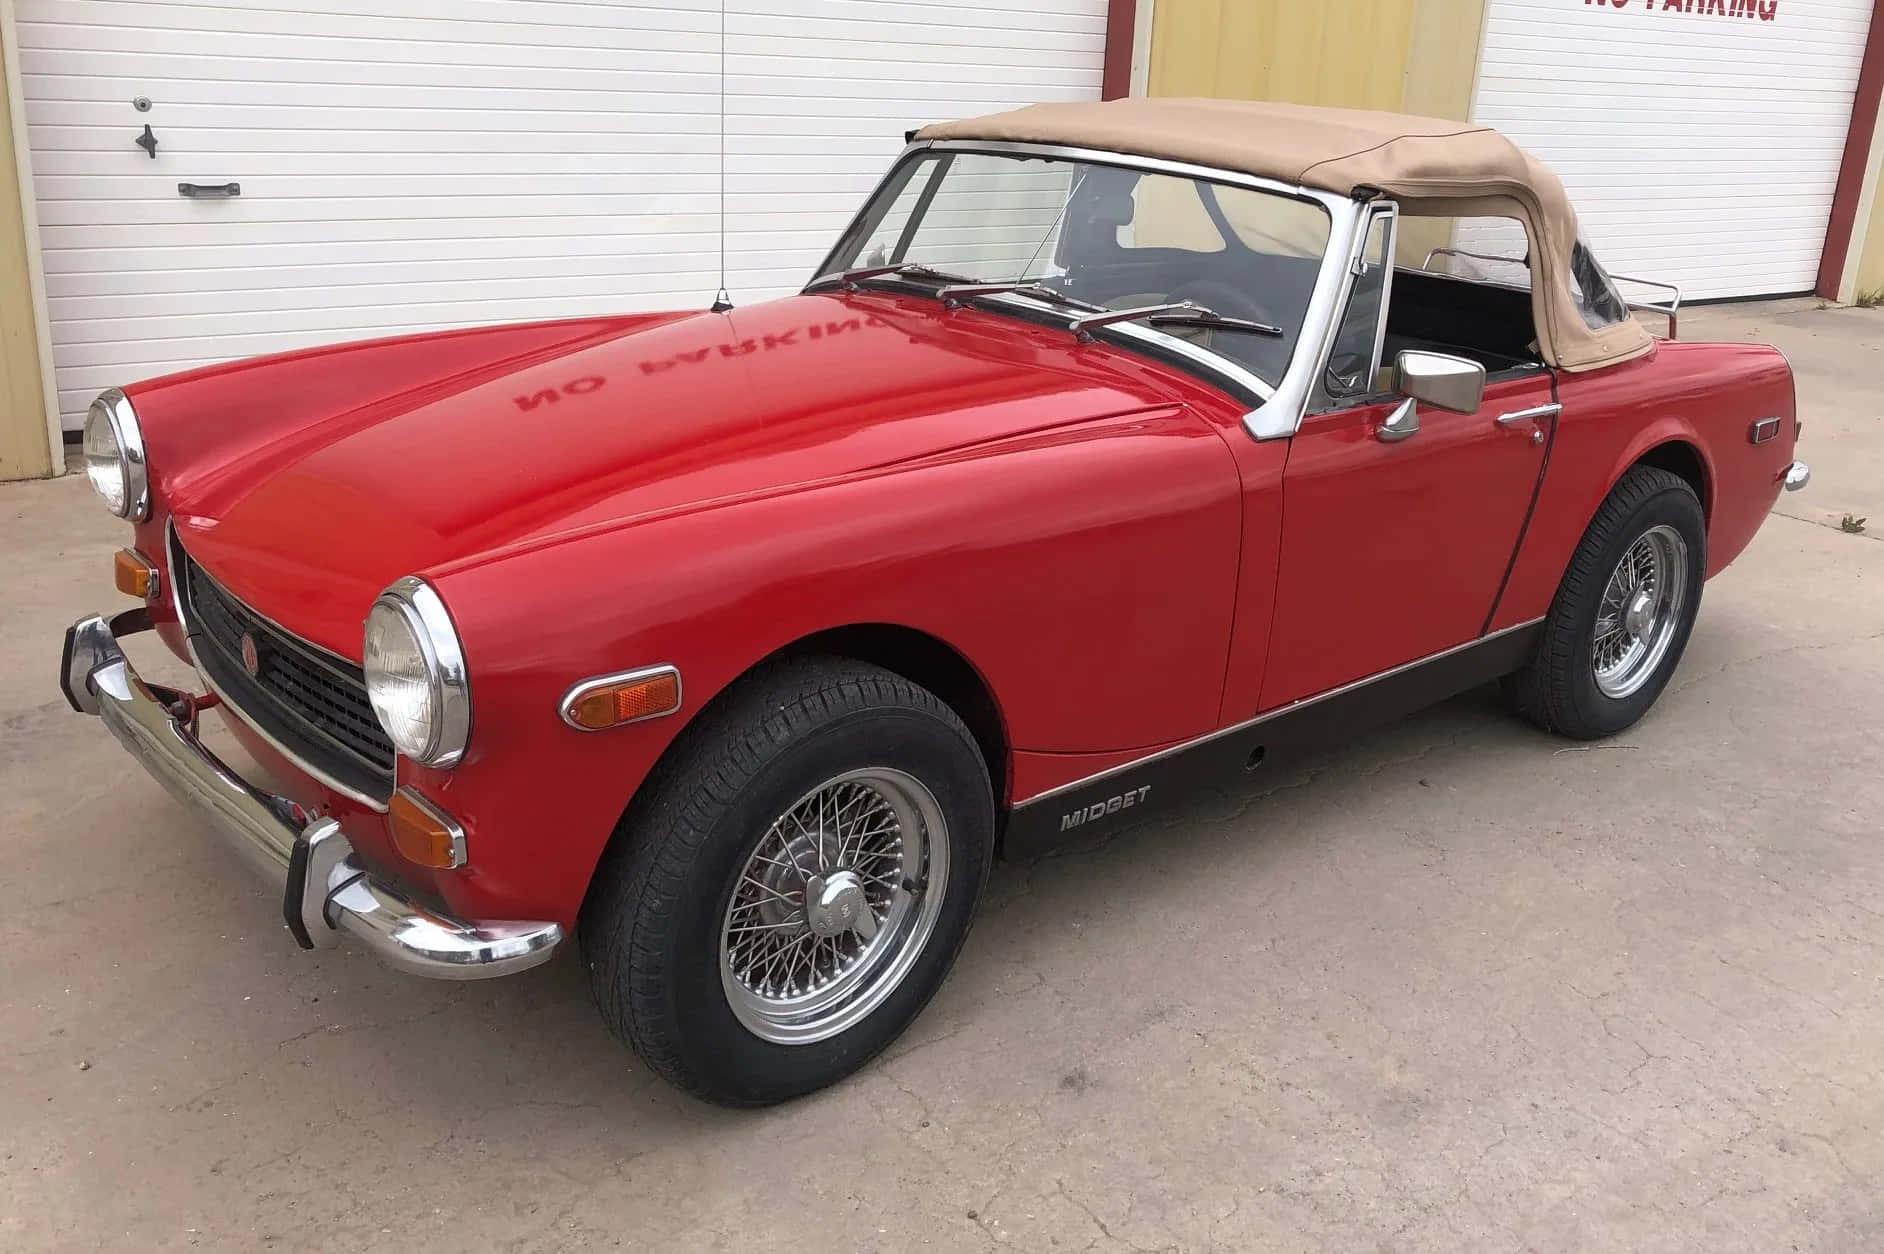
821,150,1332,388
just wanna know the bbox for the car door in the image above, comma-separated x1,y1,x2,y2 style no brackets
1258,209,1556,711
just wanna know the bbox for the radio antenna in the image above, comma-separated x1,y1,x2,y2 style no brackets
710,0,733,313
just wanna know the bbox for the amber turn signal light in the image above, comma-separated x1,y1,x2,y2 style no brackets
561,666,682,731
388,788,466,869
114,548,159,599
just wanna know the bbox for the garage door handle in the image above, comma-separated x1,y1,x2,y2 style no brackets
177,182,240,198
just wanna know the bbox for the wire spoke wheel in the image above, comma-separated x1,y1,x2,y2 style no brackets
720,767,949,1045
1591,523,1689,699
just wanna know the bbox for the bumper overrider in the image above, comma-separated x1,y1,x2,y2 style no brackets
60,609,562,979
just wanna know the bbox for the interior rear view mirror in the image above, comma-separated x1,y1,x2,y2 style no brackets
1393,350,1486,414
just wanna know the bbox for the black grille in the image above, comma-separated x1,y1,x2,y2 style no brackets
176,546,395,797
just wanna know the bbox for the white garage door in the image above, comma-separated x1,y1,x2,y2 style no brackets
15,0,1107,429
1471,0,1876,302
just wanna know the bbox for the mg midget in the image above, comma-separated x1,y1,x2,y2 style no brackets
59,99,1809,1104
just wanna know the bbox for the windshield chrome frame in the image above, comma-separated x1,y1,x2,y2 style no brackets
1309,199,1400,413
806,139,1365,438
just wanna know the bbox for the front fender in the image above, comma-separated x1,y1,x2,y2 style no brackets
405,406,1242,927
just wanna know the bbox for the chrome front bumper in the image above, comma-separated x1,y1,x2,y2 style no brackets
59,609,562,979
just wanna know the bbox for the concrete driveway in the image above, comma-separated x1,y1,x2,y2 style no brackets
2,303,1880,1253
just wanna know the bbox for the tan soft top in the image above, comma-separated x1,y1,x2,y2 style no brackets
917,99,1651,373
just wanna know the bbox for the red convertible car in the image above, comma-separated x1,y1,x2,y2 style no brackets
60,100,1807,1105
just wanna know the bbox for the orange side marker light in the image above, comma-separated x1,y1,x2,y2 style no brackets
114,548,160,599
388,788,466,869
561,667,682,731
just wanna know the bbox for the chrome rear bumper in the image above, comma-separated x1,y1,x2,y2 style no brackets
60,610,561,979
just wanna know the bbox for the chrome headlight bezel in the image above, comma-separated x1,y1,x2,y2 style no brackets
363,576,471,769
83,388,150,521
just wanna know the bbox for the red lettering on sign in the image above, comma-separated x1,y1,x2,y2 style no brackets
1593,0,1778,17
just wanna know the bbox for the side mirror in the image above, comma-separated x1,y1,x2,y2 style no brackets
1393,350,1486,414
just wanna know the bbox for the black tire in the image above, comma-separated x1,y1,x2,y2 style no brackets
579,657,993,1106
1503,465,1706,740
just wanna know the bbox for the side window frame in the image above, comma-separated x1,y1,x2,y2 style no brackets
1311,201,1398,412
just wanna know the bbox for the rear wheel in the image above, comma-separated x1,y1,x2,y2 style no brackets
1504,465,1706,739
580,658,992,1106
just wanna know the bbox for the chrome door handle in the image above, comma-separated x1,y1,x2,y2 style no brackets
1496,403,1561,425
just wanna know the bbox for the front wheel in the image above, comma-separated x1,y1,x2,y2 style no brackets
1504,465,1707,739
580,658,992,1106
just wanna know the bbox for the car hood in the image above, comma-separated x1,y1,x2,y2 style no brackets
153,292,1172,655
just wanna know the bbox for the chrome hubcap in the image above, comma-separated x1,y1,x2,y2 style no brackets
1623,587,1656,637
720,768,948,1045
1592,524,1689,699
804,870,877,940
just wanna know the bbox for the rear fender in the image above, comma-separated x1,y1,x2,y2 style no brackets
1491,341,1794,630
1600,418,1717,524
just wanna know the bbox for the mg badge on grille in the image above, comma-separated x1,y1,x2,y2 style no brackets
239,632,260,677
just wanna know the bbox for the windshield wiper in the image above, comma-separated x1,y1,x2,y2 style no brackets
818,262,980,292
934,281,1107,314
1146,308,1283,338
1069,301,1284,342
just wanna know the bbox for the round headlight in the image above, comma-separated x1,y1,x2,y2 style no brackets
363,577,471,768
83,388,149,520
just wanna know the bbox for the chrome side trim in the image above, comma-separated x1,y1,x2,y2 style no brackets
559,664,684,732
167,524,391,813
1012,617,1546,808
